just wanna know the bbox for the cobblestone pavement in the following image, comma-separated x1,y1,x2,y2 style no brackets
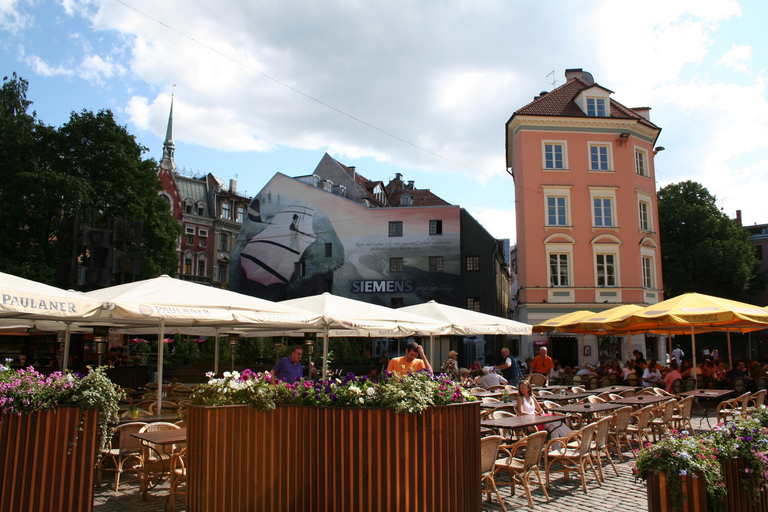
93,406,718,512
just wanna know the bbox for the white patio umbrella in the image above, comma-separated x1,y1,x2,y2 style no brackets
399,300,532,364
280,293,451,377
84,275,324,409
0,271,106,370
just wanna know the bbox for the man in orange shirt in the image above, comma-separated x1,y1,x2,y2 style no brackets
530,347,554,385
387,342,432,376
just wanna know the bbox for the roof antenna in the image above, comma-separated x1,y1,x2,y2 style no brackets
545,70,558,87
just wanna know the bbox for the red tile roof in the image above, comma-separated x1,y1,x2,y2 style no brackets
389,189,451,207
512,78,659,129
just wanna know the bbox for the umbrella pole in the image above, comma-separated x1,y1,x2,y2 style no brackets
691,325,697,390
214,331,220,377
61,323,72,372
322,325,329,378
430,335,435,370
727,330,733,370
157,319,165,411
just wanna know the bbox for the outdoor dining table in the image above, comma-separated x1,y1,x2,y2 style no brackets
478,402,517,411
539,391,595,403
555,402,623,422
610,394,671,407
679,389,735,399
591,385,640,394
132,427,187,447
481,414,565,431
118,413,181,425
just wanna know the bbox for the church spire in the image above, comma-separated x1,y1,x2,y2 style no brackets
161,86,176,171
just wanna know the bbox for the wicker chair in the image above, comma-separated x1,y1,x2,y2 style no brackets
587,416,619,482
494,430,550,508
754,376,768,391
120,409,150,418
587,376,599,390
530,373,547,387
732,377,748,394
481,435,506,511
488,410,519,445
671,395,695,433
137,422,182,499
97,422,147,491
488,385,507,392
626,373,640,386
147,400,178,415
599,376,612,388
625,405,653,452
169,447,187,512
545,423,601,494
717,392,751,423
683,378,697,392
561,374,574,386
671,379,684,394
649,399,676,441
750,389,767,409
606,406,634,462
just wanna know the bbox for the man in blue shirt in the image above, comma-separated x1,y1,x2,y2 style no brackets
270,345,304,384
494,347,520,386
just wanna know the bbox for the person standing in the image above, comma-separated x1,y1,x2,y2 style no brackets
440,350,460,381
387,342,432,376
494,347,520,387
270,345,304,384
672,345,685,366
530,347,554,384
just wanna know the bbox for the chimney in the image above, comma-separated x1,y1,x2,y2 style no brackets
407,181,415,190
632,107,652,121
229,179,237,194
348,166,356,179
564,68,594,85
736,210,742,226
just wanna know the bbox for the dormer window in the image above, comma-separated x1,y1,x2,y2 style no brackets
400,195,413,206
586,98,606,117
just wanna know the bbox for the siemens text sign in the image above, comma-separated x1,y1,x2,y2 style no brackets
351,280,413,293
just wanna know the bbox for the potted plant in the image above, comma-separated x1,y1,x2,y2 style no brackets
128,399,140,418
0,363,122,512
186,369,482,512
634,429,726,511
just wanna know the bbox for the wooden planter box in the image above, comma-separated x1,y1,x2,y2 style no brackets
187,402,481,512
646,471,708,512
723,458,768,512
0,407,98,512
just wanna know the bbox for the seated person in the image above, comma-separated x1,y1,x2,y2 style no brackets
576,364,593,377
663,360,682,393
479,366,508,389
680,359,694,379
622,360,637,383
642,359,663,388
459,368,475,388
548,361,564,383
726,360,746,382
750,360,766,380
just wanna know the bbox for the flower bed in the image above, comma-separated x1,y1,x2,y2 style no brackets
0,363,122,512
635,407,768,511
186,370,481,512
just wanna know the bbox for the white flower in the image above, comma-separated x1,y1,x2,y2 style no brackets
367,387,375,396
205,371,215,378
223,371,232,378
359,397,364,404
349,386,361,394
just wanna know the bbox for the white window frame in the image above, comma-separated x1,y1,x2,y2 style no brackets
549,253,570,287
637,190,654,233
635,147,649,177
429,219,442,235
543,186,572,228
640,249,656,289
545,235,575,302
588,142,613,171
595,253,616,287
588,187,617,229
542,140,568,170
400,195,413,206
586,97,607,117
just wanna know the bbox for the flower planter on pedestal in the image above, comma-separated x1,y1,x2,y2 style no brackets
723,458,768,512
0,407,98,512
646,471,708,512
186,402,481,512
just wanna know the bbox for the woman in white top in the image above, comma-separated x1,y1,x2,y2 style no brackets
516,381,544,416
642,359,663,388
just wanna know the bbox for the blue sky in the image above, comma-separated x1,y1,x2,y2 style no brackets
2,0,767,243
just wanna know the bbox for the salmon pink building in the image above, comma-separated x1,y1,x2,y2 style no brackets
506,69,665,366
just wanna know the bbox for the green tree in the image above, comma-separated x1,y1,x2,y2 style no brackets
0,73,180,283
658,180,761,300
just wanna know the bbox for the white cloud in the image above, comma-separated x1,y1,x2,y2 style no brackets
78,53,125,84
0,0,32,33
465,207,516,243
717,43,752,73
25,54,75,77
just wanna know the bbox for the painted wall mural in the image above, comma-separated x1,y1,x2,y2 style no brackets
230,174,462,306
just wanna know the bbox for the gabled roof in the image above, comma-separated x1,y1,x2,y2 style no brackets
389,189,451,207
512,77,659,129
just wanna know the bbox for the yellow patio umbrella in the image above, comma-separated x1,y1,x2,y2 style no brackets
532,310,594,368
531,310,595,333
553,305,645,366
603,293,768,385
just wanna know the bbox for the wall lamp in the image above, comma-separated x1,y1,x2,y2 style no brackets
617,132,631,147
653,146,665,156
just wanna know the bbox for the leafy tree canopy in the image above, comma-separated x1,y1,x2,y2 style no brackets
0,73,181,284
658,180,763,301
